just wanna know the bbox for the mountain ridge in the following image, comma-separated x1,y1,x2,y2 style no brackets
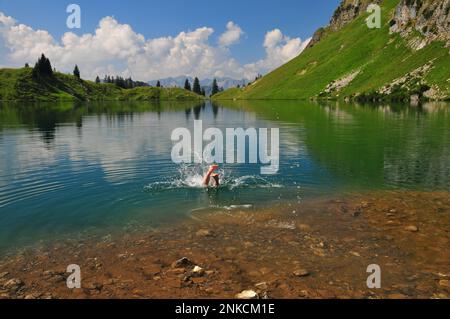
214,0,449,101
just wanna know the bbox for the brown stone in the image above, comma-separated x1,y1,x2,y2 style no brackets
293,269,310,277
4,278,24,292
439,280,450,291
405,225,419,232
196,229,214,237
236,290,259,299
171,257,194,269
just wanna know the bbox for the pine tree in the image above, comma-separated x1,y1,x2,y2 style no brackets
24,63,29,68
73,65,81,79
126,77,133,89
95,76,101,84
43,56,52,76
184,79,191,91
211,78,219,96
156,80,161,87
32,54,53,78
193,77,201,95
201,88,206,96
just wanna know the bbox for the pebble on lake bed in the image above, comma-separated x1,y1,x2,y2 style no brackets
4,278,24,292
235,290,259,299
293,269,310,277
254,282,268,291
191,266,205,276
405,225,419,232
171,257,195,269
439,280,450,290
195,229,214,237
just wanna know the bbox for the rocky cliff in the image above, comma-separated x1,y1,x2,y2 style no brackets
309,0,449,49
329,0,383,31
389,0,450,50
308,0,382,48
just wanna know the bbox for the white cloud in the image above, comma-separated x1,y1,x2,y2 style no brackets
0,12,16,27
0,12,309,81
241,29,311,78
218,21,244,47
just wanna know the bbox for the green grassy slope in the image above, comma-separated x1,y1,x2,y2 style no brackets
214,0,449,100
0,68,203,102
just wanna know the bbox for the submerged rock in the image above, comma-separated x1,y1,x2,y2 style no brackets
236,290,259,299
405,225,419,232
191,266,205,276
254,282,268,291
0,292,10,299
293,269,310,277
439,280,450,291
4,278,24,292
196,229,214,238
24,293,42,299
171,257,194,269
87,283,103,291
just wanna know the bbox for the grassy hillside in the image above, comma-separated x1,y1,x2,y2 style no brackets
214,0,449,101
0,68,204,102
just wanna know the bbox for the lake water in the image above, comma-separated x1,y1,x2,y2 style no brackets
0,100,449,254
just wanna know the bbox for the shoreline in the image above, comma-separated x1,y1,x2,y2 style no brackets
0,190,449,299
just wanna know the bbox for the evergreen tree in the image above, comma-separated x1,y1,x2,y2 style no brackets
126,77,133,89
32,54,53,78
24,63,29,68
201,88,206,96
95,76,101,84
43,56,52,76
184,79,191,91
73,65,81,79
211,78,219,96
193,77,201,95
156,80,161,87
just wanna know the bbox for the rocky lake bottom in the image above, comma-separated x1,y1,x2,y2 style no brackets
0,190,449,299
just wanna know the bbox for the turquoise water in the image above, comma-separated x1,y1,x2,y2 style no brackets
0,101,449,253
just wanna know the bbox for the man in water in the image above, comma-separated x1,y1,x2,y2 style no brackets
202,164,220,188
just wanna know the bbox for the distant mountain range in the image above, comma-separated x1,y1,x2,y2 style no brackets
148,76,249,96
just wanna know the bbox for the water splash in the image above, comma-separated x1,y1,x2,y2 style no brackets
143,163,282,193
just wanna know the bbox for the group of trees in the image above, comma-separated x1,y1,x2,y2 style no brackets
32,54,53,78
30,54,82,82
183,77,206,96
183,77,226,96
99,75,149,89
29,54,229,96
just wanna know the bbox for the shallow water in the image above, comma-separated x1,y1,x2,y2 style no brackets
0,100,449,254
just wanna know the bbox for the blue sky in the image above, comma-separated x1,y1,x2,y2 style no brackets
0,0,340,80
